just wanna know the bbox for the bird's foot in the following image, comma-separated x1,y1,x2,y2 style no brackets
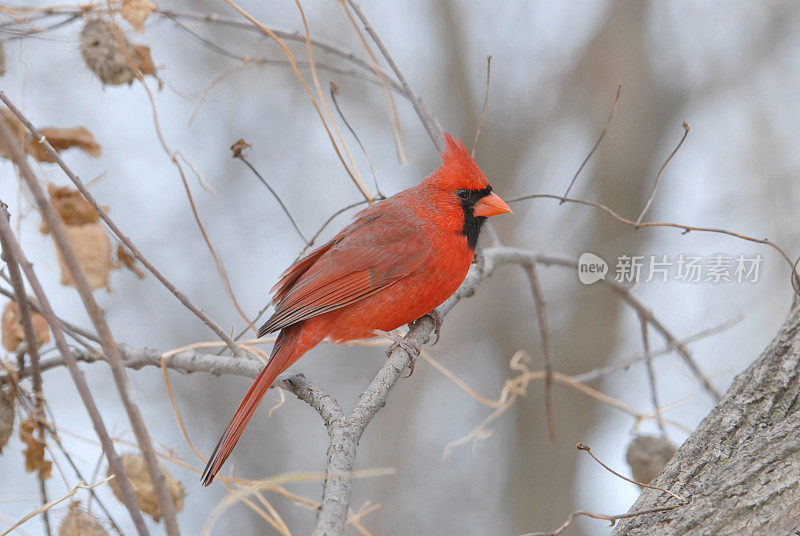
374,329,421,377
405,310,444,345
427,309,443,345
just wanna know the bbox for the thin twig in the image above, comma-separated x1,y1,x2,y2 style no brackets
232,145,309,244
329,82,384,197
523,264,556,442
638,314,666,435
471,55,492,158
521,503,688,536
561,84,621,202
635,121,691,226
103,16,255,342
41,424,126,536
0,90,239,354
576,442,687,504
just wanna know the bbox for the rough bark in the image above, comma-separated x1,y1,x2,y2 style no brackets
613,297,800,535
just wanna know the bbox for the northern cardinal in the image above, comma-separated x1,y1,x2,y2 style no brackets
202,133,511,485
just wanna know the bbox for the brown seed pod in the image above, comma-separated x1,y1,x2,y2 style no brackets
79,20,157,86
56,223,112,291
79,20,135,86
58,501,108,536
1,301,51,352
108,452,186,522
0,389,13,454
625,434,677,486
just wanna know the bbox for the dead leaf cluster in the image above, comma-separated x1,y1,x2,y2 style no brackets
20,417,51,479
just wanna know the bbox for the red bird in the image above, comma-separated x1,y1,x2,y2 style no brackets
202,133,511,485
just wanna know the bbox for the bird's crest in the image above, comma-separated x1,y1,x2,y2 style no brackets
428,132,489,191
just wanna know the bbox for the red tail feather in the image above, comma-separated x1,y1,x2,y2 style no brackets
202,325,310,486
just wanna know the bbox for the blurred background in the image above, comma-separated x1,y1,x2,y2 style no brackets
1,0,799,534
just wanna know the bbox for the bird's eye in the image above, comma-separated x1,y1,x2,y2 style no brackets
457,188,470,199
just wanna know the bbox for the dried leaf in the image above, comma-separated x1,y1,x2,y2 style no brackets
46,184,100,226
120,0,158,33
131,44,156,77
26,127,102,163
20,417,51,479
56,223,112,291
0,110,102,163
116,245,145,278
230,138,251,158
108,452,185,521
1,301,50,352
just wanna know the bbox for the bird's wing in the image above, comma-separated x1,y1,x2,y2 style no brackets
259,212,427,335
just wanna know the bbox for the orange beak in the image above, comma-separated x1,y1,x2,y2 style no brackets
473,192,513,217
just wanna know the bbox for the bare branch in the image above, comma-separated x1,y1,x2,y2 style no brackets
471,55,492,158
231,141,309,244
560,84,622,202
330,82,384,197
523,263,556,441
635,122,691,226
638,313,666,435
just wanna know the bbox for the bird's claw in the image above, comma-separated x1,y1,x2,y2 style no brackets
426,309,443,345
374,329,421,377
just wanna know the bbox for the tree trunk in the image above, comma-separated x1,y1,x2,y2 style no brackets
613,296,800,535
